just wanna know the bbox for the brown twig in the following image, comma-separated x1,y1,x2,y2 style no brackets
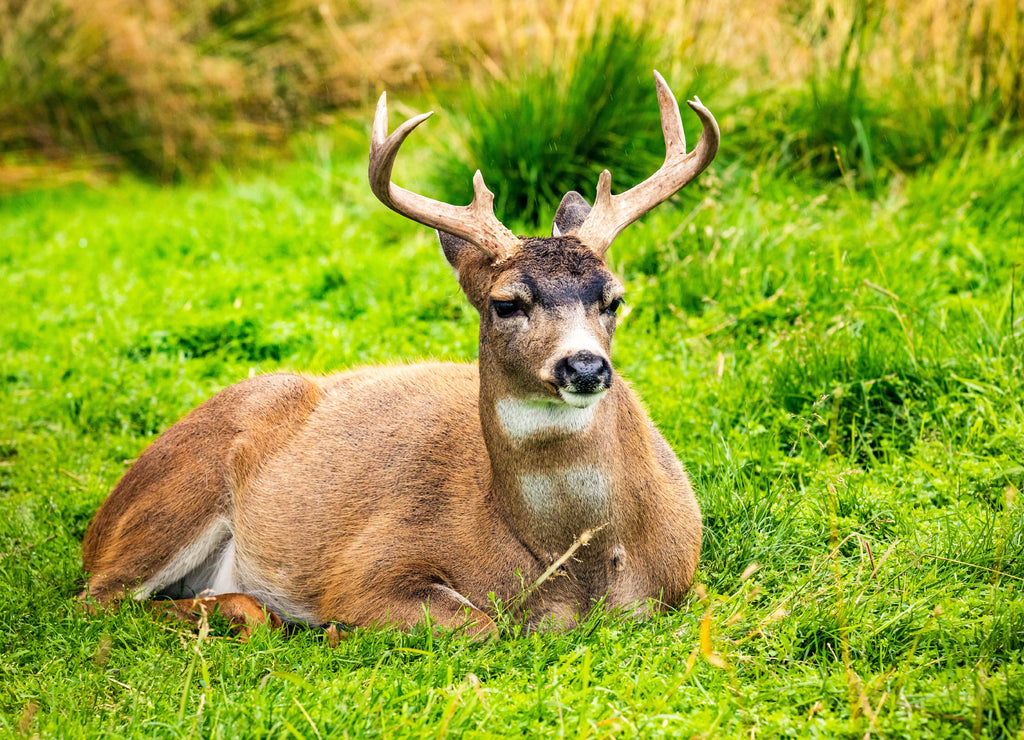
511,525,606,608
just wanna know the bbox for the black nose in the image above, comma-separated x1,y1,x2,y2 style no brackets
554,351,612,394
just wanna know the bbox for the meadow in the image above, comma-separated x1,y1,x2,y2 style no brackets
2,0,1024,737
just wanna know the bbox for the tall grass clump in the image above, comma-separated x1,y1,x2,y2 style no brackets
433,15,680,229
427,0,1023,217
733,0,1024,186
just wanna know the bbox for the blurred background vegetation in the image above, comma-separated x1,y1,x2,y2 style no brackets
1,0,1021,212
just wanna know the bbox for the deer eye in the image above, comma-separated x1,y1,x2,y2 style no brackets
492,299,525,319
604,297,624,316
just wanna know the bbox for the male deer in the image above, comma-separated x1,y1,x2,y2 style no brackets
81,71,719,636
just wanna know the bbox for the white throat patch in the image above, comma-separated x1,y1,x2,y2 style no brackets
519,465,612,517
496,397,598,442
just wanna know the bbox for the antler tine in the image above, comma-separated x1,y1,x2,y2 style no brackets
368,92,519,263
573,71,720,256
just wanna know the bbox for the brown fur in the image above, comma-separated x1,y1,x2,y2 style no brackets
81,236,702,636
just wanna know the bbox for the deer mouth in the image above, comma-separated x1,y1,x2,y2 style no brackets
557,388,608,409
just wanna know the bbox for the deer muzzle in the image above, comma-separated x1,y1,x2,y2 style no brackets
554,350,612,402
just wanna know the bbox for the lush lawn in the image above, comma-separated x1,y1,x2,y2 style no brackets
1,117,1022,737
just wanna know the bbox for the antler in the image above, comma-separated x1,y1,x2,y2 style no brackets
572,71,720,256
368,93,520,263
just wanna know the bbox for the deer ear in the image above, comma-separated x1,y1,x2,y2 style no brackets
552,191,592,237
436,229,493,309
437,230,476,272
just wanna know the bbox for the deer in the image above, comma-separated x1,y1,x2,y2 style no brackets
80,70,719,638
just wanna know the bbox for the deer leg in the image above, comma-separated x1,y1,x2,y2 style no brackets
81,516,234,608
151,593,284,640
81,374,325,607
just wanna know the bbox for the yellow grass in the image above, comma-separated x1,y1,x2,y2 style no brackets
0,0,1020,182
480,0,1022,115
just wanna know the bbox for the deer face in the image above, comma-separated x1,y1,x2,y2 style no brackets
439,231,626,444
481,237,624,407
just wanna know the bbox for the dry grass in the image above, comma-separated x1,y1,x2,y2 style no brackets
0,0,510,181
0,0,1020,184
440,0,1021,113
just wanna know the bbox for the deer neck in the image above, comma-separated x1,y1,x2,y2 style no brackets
477,369,629,559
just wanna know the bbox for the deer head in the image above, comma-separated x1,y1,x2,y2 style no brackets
369,71,719,418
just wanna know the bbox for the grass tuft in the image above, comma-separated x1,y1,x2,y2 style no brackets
432,14,670,229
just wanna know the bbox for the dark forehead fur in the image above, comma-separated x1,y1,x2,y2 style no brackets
494,236,613,306
501,236,605,275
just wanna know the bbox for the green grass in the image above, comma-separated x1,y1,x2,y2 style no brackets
1,112,1023,737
